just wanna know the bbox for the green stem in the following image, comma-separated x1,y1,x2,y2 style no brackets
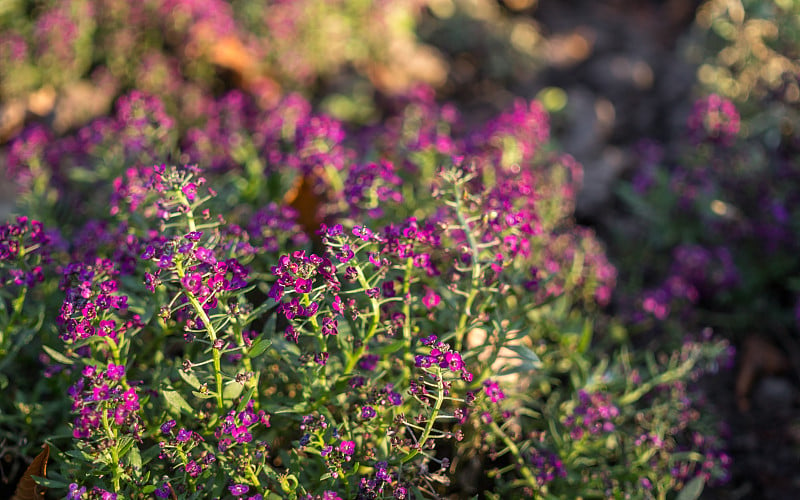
2,285,27,349
303,293,327,386
175,259,225,410
402,367,445,464
177,186,198,233
234,322,260,407
104,335,130,390
343,263,381,374
452,180,482,352
618,355,697,406
101,405,121,492
246,465,262,488
401,257,414,380
488,419,539,491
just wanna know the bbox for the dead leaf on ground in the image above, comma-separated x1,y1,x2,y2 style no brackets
283,169,326,239
207,36,281,106
0,99,27,143
11,444,49,500
736,335,790,412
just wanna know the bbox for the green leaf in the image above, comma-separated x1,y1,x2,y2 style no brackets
223,381,244,401
117,436,134,458
577,319,593,353
126,444,142,470
178,370,202,389
676,475,705,500
373,338,405,355
496,364,535,377
247,336,272,358
163,390,195,415
502,344,542,369
140,444,161,466
191,390,216,399
32,476,69,489
41,344,75,365
237,386,256,412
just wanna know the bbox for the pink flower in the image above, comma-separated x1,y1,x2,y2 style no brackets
422,287,440,309
182,182,197,201
339,440,355,456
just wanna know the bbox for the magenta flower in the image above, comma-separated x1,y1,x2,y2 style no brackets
181,272,203,294
339,440,355,456
422,287,441,309
295,277,312,293
182,182,197,201
483,380,506,403
106,363,125,380
185,460,201,478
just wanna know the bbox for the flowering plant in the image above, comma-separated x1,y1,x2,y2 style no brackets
0,86,731,499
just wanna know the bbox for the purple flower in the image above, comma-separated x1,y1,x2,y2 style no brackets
321,316,338,336
388,390,403,406
106,363,125,380
185,460,201,477
229,484,249,496
176,428,192,442
194,246,216,264
444,352,464,372
483,380,506,403
358,354,379,371
154,483,172,498
361,405,377,419
160,419,177,435
67,483,87,500
295,277,313,293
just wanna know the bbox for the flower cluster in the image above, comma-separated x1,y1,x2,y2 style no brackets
158,421,214,481
528,448,567,488
414,335,473,383
687,93,741,146
215,400,270,452
56,259,137,344
0,216,50,288
562,390,620,440
68,364,141,442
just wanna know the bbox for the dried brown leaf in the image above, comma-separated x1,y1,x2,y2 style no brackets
11,444,48,500
736,335,789,412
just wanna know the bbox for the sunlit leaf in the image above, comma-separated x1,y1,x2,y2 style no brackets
41,345,74,365
222,381,244,401
163,390,195,415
